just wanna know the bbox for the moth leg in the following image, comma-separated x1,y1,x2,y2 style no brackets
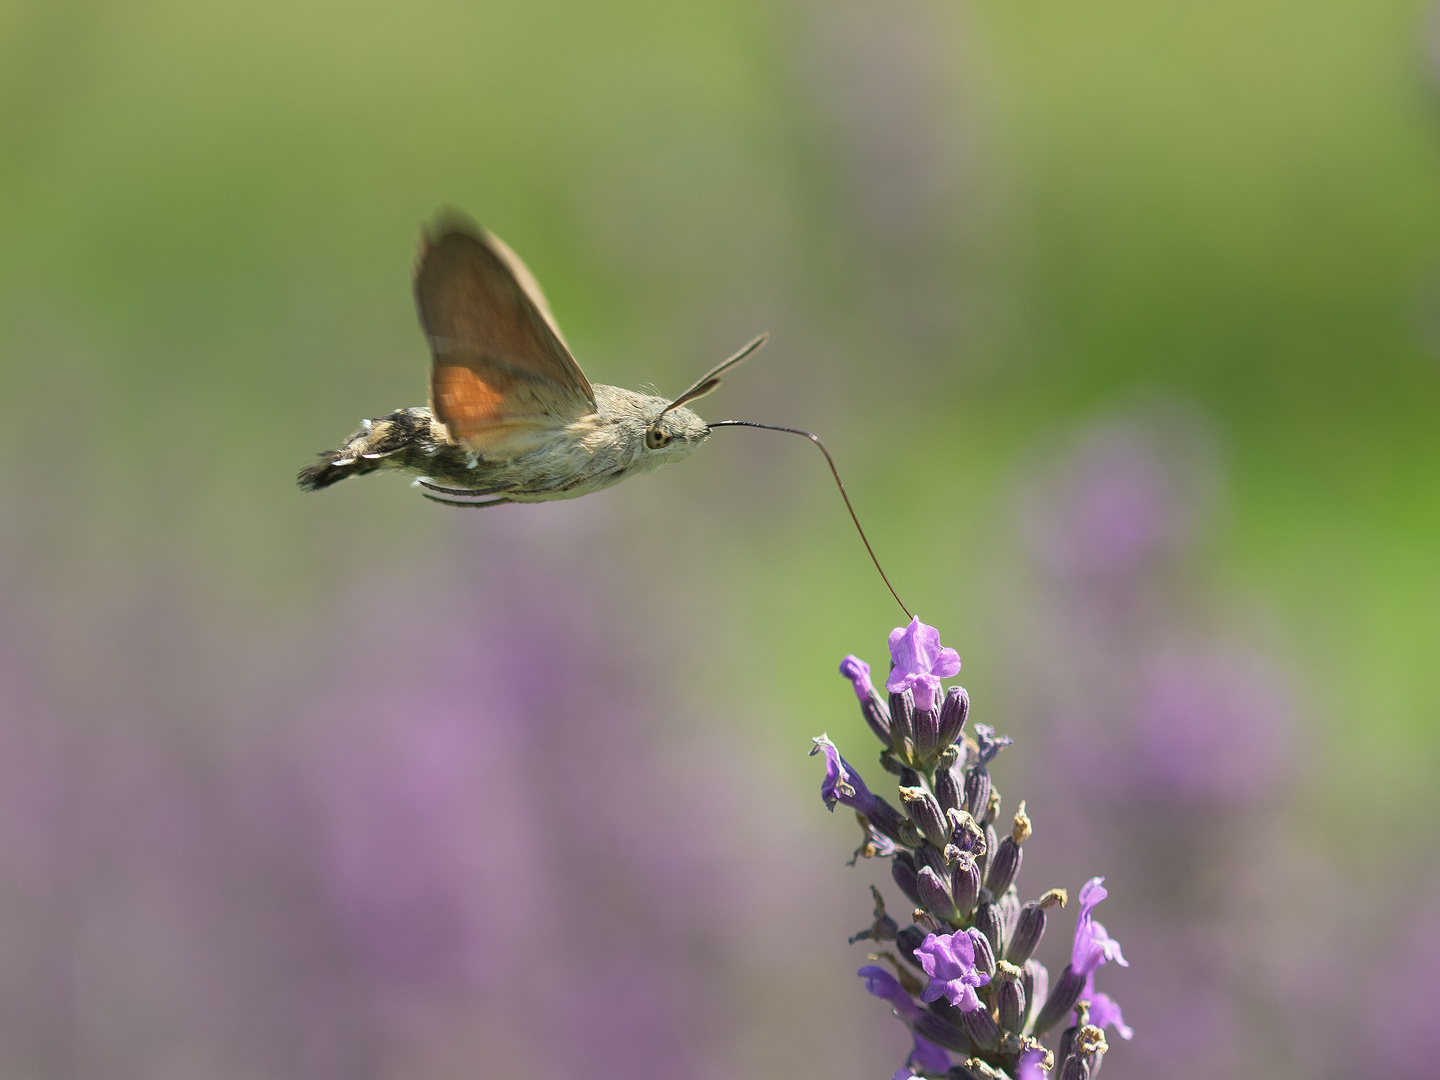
414,478,512,497
419,493,514,509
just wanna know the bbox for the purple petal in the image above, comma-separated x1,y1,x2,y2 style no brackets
1072,877,1128,976
1089,990,1133,1040
934,646,961,679
1015,1046,1050,1080
859,965,921,1023
909,1033,951,1073
839,654,874,702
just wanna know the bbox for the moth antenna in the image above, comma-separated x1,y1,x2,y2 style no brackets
661,333,768,415
706,420,912,619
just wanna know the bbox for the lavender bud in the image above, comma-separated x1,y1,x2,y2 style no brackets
913,706,941,758
996,886,1020,946
1056,1025,1078,1072
1059,1053,1091,1080
985,836,1022,898
913,1011,970,1054
963,764,991,821
937,684,970,748
1022,959,1049,1030
858,687,892,746
899,787,950,850
935,762,964,815
973,901,1004,959
1007,888,1065,965
917,866,959,922
1032,964,1087,1035
959,1000,1001,1051
889,689,916,749
968,924,996,979
895,924,928,969
994,961,1026,1033
891,852,922,908
1006,902,1045,964
914,842,949,881
983,788,1002,826
950,850,982,917
977,823,998,883
863,797,911,845
1059,1024,1108,1080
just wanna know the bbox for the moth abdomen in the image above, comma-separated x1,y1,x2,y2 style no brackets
297,407,442,491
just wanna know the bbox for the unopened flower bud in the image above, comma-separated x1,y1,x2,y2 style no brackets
983,788,1002,826
994,961,1026,1033
973,900,1005,959
917,866,959,923
1023,959,1049,1032
891,852,922,907
1059,1024,1107,1080
900,787,950,850
1032,964,1087,1035
977,823,998,883
914,842,948,881
958,997,1000,1051
950,850,982,917
964,764,991,822
996,887,1021,947
935,762,963,815
967,925,996,980
937,684,970,748
889,689,916,749
1006,902,1046,965
913,706,940,758
895,924,928,969
986,836,1023,898
914,909,944,934
913,1010,970,1054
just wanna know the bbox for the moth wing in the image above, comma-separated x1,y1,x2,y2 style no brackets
415,215,596,458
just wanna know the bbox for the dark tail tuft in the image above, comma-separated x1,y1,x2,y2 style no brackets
297,453,384,491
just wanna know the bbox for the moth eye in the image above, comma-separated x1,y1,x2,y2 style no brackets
645,427,671,450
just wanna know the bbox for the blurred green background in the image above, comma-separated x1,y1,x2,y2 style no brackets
2,1,1438,1077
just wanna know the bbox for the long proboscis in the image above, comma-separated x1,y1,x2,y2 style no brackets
706,420,912,620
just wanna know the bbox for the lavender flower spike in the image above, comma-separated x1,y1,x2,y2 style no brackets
1072,877,1129,977
887,617,961,712
915,930,991,1012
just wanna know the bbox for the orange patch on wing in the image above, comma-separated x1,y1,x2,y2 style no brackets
432,364,509,438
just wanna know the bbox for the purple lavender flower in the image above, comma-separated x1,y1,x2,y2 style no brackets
1073,877,1129,977
1015,1044,1051,1080
811,734,881,815
840,654,875,701
915,928,991,1011
1089,990,1134,1040
858,966,952,1079
886,617,961,712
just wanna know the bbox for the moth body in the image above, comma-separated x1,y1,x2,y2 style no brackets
298,387,708,501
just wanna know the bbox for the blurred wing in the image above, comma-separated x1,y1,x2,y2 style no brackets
415,215,596,458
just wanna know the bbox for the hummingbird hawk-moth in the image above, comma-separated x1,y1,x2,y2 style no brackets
297,211,764,508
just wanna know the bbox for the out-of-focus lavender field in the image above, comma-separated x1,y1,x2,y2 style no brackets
2,1,1439,1077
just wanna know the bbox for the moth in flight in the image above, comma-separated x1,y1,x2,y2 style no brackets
298,212,763,508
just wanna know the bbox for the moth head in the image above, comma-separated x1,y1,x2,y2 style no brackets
644,405,708,453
